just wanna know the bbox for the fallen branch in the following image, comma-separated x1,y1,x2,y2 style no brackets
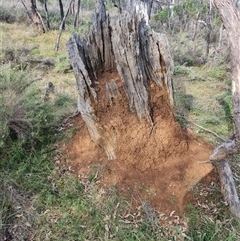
175,114,225,141
63,109,79,124
25,60,54,77
198,160,211,164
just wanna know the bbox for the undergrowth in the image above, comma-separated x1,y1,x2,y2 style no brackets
173,63,233,141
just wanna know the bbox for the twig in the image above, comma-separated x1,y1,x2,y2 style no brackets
175,114,225,141
25,60,54,78
198,160,211,164
63,109,79,124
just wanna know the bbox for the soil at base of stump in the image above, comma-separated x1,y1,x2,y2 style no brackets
61,72,214,215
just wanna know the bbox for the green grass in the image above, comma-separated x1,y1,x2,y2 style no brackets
185,176,240,240
173,63,233,140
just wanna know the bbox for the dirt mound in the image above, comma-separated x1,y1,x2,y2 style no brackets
61,72,214,214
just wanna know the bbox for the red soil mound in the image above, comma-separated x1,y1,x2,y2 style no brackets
61,72,214,214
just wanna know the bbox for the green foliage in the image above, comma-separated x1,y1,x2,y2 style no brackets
177,0,207,18
0,68,30,147
0,63,76,239
0,184,10,237
30,48,41,55
187,206,218,241
54,54,71,73
54,93,73,107
0,64,77,154
173,64,233,139
186,175,240,241
0,5,29,24
217,90,233,131
174,65,191,75
154,8,170,23
81,0,97,11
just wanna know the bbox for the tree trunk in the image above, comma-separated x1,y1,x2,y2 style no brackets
20,0,34,23
205,2,213,59
58,0,65,30
210,0,240,219
30,0,47,33
66,0,174,160
44,0,50,29
55,0,74,51
74,0,81,29
70,0,75,15
143,0,154,19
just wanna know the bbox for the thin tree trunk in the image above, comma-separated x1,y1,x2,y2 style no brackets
58,0,65,30
210,0,240,219
74,0,81,29
30,0,47,33
205,2,213,59
20,0,34,23
143,0,154,19
44,0,50,29
218,23,223,49
55,0,74,51
70,0,75,15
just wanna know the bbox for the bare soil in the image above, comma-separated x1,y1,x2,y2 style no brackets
61,72,214,215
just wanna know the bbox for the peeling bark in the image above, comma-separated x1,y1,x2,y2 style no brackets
66,0,173,160
210,0,240,218
213,160,240,218
30,0,47,33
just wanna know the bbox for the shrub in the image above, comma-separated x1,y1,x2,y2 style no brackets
0,66,63,151
54,54,71,73
0,67,32,148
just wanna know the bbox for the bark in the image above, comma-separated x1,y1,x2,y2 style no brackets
55,0,74,51
205,2,213,59
210,0,240,219
74,0,81,29
213,160,240,218
66,0,173,160
44,0,50,29
218,23,223,49
70,0,75,14
143,0,154,19
58,0,65,30
30,0,47,33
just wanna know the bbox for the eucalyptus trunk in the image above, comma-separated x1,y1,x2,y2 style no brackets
210,0,240,219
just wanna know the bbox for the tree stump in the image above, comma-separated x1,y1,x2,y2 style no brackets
66,0,180,160
65,1,217,214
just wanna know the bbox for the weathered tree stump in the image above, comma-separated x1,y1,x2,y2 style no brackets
67,0,175,161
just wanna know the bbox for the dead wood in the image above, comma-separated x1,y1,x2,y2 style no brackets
209,0,240,219
66,0,173,160
176,114,225,141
